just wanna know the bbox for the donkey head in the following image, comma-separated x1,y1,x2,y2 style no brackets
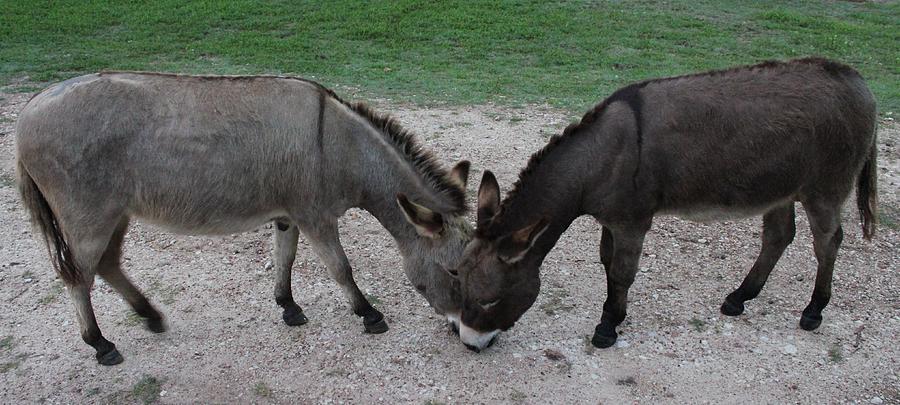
396,161,474,324
453,171,548,351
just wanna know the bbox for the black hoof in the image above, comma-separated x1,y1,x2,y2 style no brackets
282,307,309,326
96,347,124,366
799,313,822,331
464,343,481,353
720,298,745,316
363,313,388,334
145,317,166,333
591,325,618,349
449,322,460,336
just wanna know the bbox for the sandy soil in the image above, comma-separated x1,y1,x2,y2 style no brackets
0,89,897,404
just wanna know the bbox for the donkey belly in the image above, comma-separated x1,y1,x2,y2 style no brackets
660,198,793,223
132,207,289,236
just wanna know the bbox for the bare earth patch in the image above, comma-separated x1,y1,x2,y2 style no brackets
0,91,897,403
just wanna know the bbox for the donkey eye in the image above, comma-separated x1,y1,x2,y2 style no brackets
479,299,501,310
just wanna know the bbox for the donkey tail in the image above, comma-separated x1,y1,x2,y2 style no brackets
16,160,82,285
856,137,878,240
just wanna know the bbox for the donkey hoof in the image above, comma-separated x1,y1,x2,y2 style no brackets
720,299,745,316
364,319,389,334
799,313,822,331
363,313,389,334
282,307,309,326
145,318,166,334
591,325,618,349
96,348,124,366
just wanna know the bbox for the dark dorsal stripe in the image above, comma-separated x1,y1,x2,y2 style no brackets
316,88,326,151
490,57,855,232
96,70,467,215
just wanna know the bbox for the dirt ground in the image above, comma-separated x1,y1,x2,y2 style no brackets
0,89,897,404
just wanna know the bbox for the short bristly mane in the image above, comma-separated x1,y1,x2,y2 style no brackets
491,57,854,225
340,101,467,214
98,71,467,214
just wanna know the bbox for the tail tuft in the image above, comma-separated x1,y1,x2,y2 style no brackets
856,140,878,240
16,160,82,285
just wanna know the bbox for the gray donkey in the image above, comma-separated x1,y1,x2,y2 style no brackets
453,58,877,351
16,72,473,365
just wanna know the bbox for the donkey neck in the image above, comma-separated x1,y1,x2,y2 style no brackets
345,113,458,253
487,133,597,264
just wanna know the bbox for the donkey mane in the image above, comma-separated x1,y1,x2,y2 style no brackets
493,57,857,221
98,71,467,214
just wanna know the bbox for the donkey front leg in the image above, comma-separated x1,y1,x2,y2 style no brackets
721,204,796,316
592,222,649,348
297,220,388,334
273,221,309,326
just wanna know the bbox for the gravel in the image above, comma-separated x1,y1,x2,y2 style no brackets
0,91,898,403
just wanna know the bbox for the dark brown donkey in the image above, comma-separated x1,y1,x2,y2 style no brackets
454,57,878,351
17,72,473,365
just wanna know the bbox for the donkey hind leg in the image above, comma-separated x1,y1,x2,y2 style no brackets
599,226,614,271
96,218,165,333
798,201,844,331
67,224,129,365
297,219,387,334
273,221,308,326
721,204,796,316
592,221,650,348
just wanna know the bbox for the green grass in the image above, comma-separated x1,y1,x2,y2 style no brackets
1,1,898,113
253,381,272,398
131,375,162,405
828,343,844,363
0,336,13,352
689,317,706,332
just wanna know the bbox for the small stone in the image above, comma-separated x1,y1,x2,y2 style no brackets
869,397,883,404
264,261,274,270
543,349,565,361
615,339,630,348
783,344,797,355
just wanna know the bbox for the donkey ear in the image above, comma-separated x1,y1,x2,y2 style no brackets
497,218,550,264
449,160,470,190
477,171,500,227
397,194,444,239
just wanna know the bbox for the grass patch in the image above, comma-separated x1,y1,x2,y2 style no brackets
828,344,844,363
510,388,527,402
689,318,706,332
0,354,27,373
131,375,162,405
38,281,65,306
878,204,900,231
0,1,896,113
540,287,574,316
0,336,14,352
253,381,272,398
0,173,15,188
148,280,179,306
122,311,143,327
364,293,382,306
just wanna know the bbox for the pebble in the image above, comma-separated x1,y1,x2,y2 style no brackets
869,397,883,404
783,344,797,355
615,339,630,348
